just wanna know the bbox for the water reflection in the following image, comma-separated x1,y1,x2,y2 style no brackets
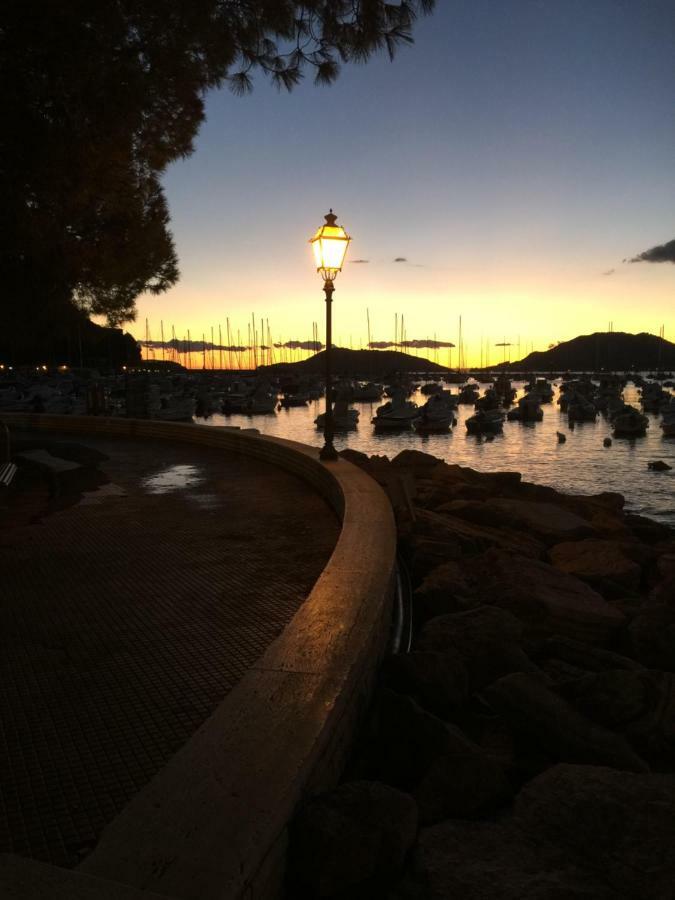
142,464,205,495
199,382,675,526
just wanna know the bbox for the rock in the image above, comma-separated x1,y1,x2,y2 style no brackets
530,636,644,676
289,780,418,898
548,539,642,596
414,508,545,559
588,509,633,539
392,449,443,470
557,669,675,766
650,573,675,606
412,561,480,621
624,513,673,544
415,606,542,691
410,818,618,900
603,437,612,447
556,668,656,729
626,605,675,670
413,731,513,824
469,549,626,643
338,448,370,466
648,459,672,471
371,690,511,823
556,431,566,443
657,551,675,580
382,651,469,718
430,481,492,507
483,672,649,772
516,764,675,899
485,498,594,545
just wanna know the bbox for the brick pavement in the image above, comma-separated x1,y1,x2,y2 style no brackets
0,432,339,868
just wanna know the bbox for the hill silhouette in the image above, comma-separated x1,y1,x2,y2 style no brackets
261,347,447,377
508,332,675,372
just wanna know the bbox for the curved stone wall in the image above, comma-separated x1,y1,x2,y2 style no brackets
2,413,397,900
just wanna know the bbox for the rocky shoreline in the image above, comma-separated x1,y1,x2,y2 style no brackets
287,449,675,899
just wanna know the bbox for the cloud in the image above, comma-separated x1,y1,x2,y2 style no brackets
350,258,370,264
141,339,248,353
368,339,456,350
629,238,675,264
602,268,615,276
273,340,324,351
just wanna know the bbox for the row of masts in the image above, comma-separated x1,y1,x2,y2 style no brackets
139,315,667,372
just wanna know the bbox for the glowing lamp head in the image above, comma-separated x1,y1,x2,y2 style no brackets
309,210,351,281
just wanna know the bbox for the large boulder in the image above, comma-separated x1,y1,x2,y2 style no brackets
625,605,675,670
469,549,626,644
415,606,541,691
288,780,417,898
483,672,649,772
529,636,644,684
403,535,462,584
485,498,594,544
413,508,546,559
370,690,511,824
412,561,480,622
557,669,675,767
410,818,617,900
382,651,469,718
549,540,642,596
516,764,675,899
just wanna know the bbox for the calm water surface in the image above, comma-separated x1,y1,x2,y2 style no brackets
200,381,675,526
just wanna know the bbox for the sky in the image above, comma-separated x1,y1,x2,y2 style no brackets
131,0,675,368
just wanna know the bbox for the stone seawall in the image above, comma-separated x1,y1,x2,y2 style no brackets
0,414,397,900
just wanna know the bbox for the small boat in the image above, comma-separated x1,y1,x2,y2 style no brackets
278,392,309,408
351,382,383,402
466,408,505,434
420,381,443,395
373,389,420,430
475,388,501,411
507,394,543,422
414,392,457,434
612,406,649,437
526,378,554,403
567,396,598,422
315,399,359,431
660,402,675,437
493,374,517,406
458,383,480,404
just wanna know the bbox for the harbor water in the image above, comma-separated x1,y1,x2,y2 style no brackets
200,380,675,527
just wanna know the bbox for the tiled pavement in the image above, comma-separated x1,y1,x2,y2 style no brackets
0,432,339,868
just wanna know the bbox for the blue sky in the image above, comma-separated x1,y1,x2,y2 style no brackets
133,0,675,364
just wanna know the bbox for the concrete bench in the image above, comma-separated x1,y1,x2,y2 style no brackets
0,461,17,488
15,449,83,495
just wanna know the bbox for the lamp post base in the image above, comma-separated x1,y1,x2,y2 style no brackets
319,441,339,462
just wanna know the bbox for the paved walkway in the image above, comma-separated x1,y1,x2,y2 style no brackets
0,430,339,868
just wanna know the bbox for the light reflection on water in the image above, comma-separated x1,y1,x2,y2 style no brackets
199,382,675,526
142,464,205,495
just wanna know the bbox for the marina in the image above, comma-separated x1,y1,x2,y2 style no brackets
200,377,675,527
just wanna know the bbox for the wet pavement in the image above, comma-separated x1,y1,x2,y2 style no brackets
0,431,339,868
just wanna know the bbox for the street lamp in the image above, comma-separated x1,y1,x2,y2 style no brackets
309,210,351,461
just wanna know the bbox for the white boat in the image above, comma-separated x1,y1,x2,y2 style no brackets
660,401,675,437
613,406,649,437
507,394,543,422
352,382,383,402
466,408,505,434
373,389,420,430
415,392,457,433
315,399,359,431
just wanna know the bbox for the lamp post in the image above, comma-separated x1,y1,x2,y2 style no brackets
309,210,351,461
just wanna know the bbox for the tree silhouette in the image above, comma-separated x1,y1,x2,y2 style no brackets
1,1,435,335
